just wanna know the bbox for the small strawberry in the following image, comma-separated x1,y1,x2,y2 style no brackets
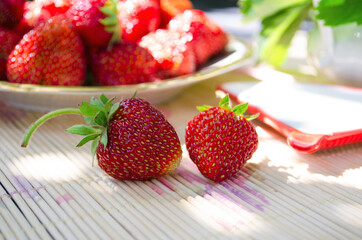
0,0,25,29
67,0,160,47
90,42,158,85
7,15,86,86
39,0,74,15
67,0,120,48
159,0,193,28
0,28,20,80
17,0,73,34
168,9,228,66
185,94,259,181
139,29,196,78
22,95,183,180
117,0,161,42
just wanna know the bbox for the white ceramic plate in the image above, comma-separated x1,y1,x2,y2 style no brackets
0,36,253,112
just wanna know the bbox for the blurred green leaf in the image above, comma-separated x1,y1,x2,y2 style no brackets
316,0,362,26
239,0,311,22
99,5,115,16
260,3,311,66
239,0,361,67
318,0,345,7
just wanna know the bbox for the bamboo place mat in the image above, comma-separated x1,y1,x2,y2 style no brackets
0,71,361,240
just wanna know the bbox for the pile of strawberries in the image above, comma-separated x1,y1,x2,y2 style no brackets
0,0,228,86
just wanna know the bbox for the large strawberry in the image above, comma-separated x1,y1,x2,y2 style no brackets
0,28,20,80
168,9,228,66
185,94,259,181
159,0,193,28
22,95,183,180
90,42,158,85
0,0,25,29
139,29,196,78
117,0,161,42
7,15,86,86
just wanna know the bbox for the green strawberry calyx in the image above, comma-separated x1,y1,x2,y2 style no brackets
99,0,121,50
196,94,259,121
21,94,120,162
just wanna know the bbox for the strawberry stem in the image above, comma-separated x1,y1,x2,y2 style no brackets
21,108,82,148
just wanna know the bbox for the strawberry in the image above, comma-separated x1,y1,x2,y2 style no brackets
159,0,193,28
66,0,108,48
90,42,158,85
139,29,196,78
117,0,161,42
39,0,74,15
7,15,86,86
0,0,25,29
168,9,228,66
0,28,20,80
185,94,259,181
67,0,160,47
17,0,73,34
22,95,183,181
67,0,120,48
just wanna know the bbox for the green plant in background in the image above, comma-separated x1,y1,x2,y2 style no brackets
238,0,362,66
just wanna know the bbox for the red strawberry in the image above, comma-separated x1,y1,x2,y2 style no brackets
185,95,259,181
117,0,161,42
67,0,160,47
22,95,183,181
168,9,228,66
139,29,196,78
38,0,74,15
159,0,193,28
96,97,182,179
0,0,25,29
90,42,158,85
0,28,20,80
67,0,119,48
17,0,72,34
7,15,86,86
